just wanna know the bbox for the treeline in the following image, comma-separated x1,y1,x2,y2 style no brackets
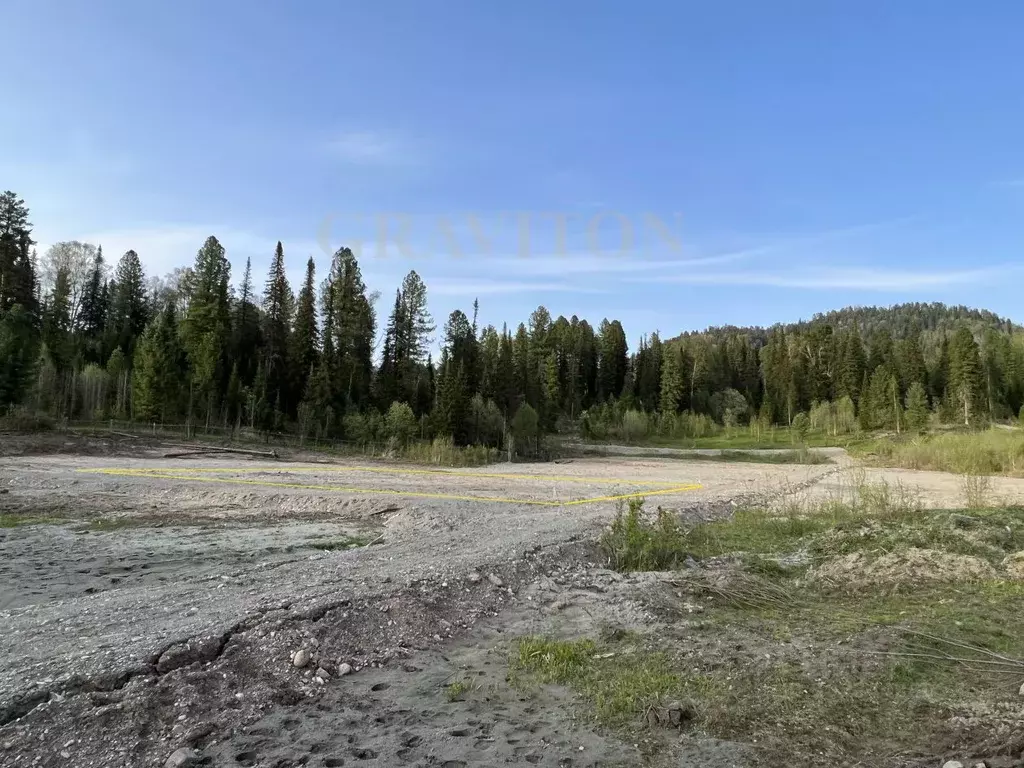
1,188,1020,451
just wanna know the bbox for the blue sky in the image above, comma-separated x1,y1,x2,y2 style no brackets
5,1,1024,351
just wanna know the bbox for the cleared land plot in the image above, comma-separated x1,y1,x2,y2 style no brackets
79,462,702,507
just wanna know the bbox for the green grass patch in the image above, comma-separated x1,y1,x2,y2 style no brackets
582,447,833,465
308,534,374,551
590,483,1024,764
445,678,474,702
510,636,713,729
0,514,65,528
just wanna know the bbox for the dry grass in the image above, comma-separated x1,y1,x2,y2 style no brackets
854,428,1024,476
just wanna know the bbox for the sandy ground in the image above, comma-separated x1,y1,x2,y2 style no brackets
2,436,1017,767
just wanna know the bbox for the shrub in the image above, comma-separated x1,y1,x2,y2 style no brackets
384,401,417,446
600,498,688,572
621,409,649,444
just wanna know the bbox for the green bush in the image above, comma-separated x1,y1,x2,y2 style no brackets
384,401,417,446
600,498,688,572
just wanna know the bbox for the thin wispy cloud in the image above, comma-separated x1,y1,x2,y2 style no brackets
324,131,412,165
629,265,1016,291
427,277,608,297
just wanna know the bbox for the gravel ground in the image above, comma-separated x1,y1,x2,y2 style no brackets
0,440,837,768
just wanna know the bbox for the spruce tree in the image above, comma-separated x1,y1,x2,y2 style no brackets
947,325,984,425
904,381,929,431
323,247,375,410
182,236,231,425
290,256,318,405
262,241,293,414
109,250,148,358
659,346,684,414
230,257,261,385
133,303,185,422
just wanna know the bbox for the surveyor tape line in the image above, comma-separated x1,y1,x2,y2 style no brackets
78,468,702,507
85,464,688,486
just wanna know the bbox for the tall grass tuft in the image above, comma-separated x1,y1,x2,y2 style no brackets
600,498,689,571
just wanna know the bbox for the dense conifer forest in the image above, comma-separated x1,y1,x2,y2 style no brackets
1,190,1019,450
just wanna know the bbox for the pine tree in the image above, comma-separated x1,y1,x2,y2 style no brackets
904,381,929,431
109,250,148,359
262,241,293,415
399,270,434,367
323,247,375,411
0,304,37,407
290,256,318,407
230,257,261,386
837,325,866,404
78,248,107,361
133,303,185,422
0,190,36,315
597,319,628,401
496,326,517,417
182,236,232,425
947,325,984,425
659,346,684,414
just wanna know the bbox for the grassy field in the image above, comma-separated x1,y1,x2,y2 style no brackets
852,426,1024,476
510,487,1024,765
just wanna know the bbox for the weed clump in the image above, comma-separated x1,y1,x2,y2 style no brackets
600,498,688,572
510,636,706,729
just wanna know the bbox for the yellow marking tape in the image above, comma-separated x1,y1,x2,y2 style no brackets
83,464,686,487
78,466,702,507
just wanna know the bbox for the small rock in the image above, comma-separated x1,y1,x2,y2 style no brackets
183,723,214,744
972,762,987,768
315,667,330,680
164,748,200,768
487,573,504,587
337,663,353,676
1019,681,1024,696
292,649,310,668
942,761,964,768
467,572,482,584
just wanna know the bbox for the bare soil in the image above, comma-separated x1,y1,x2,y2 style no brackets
1,434,1020,768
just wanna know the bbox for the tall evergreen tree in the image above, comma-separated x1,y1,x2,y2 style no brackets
133,303,185,422
261,241,293,418
947,325,985,425
182,236,232,424
108,250,148,359
291,256,319,405
659,345,684,414
324,247,375,412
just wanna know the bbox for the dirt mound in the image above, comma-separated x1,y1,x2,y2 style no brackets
1002,551,1024,580
809,547,997,588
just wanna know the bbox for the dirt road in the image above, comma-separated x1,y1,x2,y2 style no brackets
4,441,1016,767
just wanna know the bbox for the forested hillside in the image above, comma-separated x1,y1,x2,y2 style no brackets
1,189,1021,451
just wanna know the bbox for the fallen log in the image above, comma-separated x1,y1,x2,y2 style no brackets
162,444,278,459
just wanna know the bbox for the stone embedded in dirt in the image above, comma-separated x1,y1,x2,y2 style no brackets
316,667,330,680
183,723,214,745
467,572,482,584
292,649,311,668
1019,681,1024,697
941,761,964,768
337,662,353,676
164,747,201,768
487,573,504,587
